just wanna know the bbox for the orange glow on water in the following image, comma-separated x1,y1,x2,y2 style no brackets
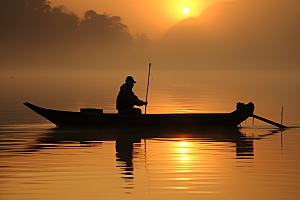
180,141,189,147
176,141,192,164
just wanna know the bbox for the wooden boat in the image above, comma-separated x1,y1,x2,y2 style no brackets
24,102,258,129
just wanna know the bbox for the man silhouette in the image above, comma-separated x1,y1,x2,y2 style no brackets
116,76,147,115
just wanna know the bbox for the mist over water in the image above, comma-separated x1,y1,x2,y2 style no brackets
1,69,300,126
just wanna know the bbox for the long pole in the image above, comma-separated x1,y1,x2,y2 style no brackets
281,107,284,125
252,114,287,129
145,63,151,114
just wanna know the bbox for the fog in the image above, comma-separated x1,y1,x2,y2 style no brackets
160,0,300,70
49,0,231,40
1,0,299,74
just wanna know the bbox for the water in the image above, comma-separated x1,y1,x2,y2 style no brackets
1,70,300,199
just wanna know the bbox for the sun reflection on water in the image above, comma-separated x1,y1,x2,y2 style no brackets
180,141,189,147
144,138,236,194
178,141,190,163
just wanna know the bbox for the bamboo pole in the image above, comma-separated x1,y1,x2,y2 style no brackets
145,63,151,114
281,107,284,125
252,114,287,129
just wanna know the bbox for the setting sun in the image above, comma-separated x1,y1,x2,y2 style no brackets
182,7,190,14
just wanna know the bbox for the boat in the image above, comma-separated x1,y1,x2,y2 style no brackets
24,102,260,129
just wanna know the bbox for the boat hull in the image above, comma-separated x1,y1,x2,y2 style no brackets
24,102,254,129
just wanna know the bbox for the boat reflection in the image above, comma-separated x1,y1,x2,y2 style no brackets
31,127,262,184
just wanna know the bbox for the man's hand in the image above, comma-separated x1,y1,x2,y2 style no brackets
144,101,148,106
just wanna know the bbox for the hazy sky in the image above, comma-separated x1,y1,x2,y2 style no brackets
1,0,299,72
50,0,232,39
160,0,300,70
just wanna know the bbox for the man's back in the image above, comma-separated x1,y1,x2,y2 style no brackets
116,83,143,111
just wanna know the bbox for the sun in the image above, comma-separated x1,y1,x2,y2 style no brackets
182,7,190,14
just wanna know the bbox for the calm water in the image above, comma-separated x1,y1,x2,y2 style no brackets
1,70,300,199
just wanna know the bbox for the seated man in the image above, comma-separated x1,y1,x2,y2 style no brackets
116,76,147,115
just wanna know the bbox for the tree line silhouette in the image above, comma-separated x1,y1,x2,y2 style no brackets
0,0,149,69
0,0,135,45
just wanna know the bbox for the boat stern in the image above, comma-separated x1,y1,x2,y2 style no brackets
236,102,254,115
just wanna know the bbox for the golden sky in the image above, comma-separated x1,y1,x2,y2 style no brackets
50,0,233,39
1,0,299,72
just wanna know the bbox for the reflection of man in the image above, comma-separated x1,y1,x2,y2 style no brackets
115,138,134,173
116,76,147,115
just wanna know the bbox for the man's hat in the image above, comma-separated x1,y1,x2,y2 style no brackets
125,76,136,83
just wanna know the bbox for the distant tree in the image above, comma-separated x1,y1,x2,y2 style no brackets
0,1,133,44
79,10,110,38
0,0,135,69
45,5,79,42
109,15,129,34
0,0,51,13
79,10,133,47
0,0,51,42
